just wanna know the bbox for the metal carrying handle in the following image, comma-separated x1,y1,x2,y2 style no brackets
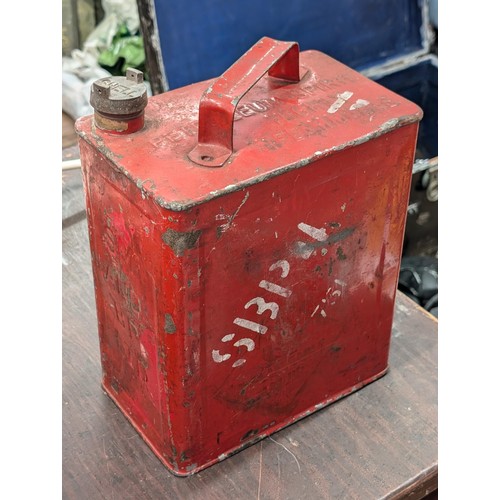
188,37,301,167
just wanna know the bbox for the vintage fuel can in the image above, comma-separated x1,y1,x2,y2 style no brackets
76,37,422,476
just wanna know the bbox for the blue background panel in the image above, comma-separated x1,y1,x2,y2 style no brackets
374,57,437,158
153,0,426,89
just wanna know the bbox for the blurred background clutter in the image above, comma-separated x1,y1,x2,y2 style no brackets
62,0,149,121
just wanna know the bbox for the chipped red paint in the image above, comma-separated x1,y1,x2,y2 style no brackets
107,211,133,253
76,37,422,476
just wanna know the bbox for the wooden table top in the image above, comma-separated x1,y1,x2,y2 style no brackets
62,168,437,499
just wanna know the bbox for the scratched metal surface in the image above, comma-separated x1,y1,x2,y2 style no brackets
63,169,437,499
75,50,421,211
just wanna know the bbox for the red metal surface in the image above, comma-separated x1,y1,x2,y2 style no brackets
76,38,422,476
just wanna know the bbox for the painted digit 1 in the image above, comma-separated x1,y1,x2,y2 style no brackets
296,222,330,260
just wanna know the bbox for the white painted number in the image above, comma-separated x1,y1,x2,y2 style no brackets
269,259,290,278
297,222,328,242
212,350,231,363
327,91,353,114
244,297,279,319
234,318,268,335
234,338,255,352
212,220,352,367
258,280,292,298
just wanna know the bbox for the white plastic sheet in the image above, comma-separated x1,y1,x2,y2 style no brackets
62,0,145,120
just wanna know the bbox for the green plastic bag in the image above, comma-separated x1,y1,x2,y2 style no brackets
98,24,146,76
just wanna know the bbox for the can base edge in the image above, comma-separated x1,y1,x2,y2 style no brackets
101,365,389,477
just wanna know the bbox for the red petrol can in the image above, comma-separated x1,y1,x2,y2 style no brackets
76,37,422,476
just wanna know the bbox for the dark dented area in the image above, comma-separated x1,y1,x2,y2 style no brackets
295,226,356,254
164,313,177,334
162,228,202,256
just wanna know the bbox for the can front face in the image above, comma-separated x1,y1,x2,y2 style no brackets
171,124,417,473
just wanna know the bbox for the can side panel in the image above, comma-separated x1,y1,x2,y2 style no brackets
79,140,183,461
155,204,208,473
174,124,417,472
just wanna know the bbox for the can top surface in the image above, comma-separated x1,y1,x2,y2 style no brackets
76,48,422,211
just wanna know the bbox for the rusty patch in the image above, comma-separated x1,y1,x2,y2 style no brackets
295,226,355,258
241,429,258,441
91,130,124,162
139,355,149,369
328,227,355,244
162,228,201,256
164,313,177,334
336,247,347,260
94,113,128,132
244,398,259,409
110,378,121,393
136,178,157,192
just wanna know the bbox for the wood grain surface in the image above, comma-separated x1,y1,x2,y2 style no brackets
62,169,437,499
